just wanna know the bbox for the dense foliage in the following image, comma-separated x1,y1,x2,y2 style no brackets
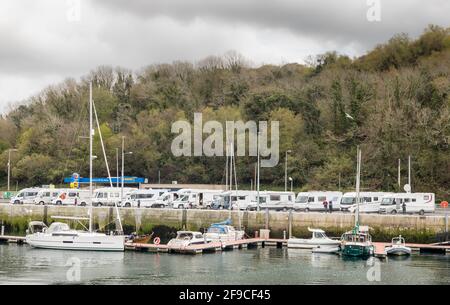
1,26,449,199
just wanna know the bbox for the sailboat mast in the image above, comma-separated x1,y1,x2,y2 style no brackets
89,82,93,233
355,147,361,228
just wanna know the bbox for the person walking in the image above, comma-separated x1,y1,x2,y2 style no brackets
328,200,333,213
323,200,328,213
402,201,407,214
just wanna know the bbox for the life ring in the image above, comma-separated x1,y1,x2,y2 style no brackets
153,237,161,245
441,201,449,208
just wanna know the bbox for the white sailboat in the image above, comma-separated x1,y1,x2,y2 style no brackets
26,82,125,251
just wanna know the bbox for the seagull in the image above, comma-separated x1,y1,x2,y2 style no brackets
345,112,354,120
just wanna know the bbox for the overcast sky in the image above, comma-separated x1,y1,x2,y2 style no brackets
1,0,449,113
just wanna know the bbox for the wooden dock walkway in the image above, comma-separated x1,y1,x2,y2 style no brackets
373,242,450,258
0,235,26,244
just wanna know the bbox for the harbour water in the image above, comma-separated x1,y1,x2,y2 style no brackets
0,244,448,285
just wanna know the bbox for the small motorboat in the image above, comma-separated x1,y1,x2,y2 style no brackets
288,228,341,249
204,219,245,242
385,235,411,256
167,231,210,252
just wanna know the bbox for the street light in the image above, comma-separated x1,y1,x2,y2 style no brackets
284,150,292,192
7,149,18,192
289,177,293,192
121,136,133,205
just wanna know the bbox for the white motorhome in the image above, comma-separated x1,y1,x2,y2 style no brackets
379,193,435,215
172,189,223,209
122,189,169,208
246,191,295,211
151,191,181,208
340,192,391,213
293,191,342,212
92,187,138,207
33,189,61,205
10,188,41,205
212,190,255,210
52,189,90,206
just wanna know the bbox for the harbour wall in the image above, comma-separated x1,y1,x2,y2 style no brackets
0,205,447,243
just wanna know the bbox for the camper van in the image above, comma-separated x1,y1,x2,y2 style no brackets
92,187,138,207
52,189,90,206
293,191,342,212
379,193,435,215
171,189,223,209
211,190,255,210
33,189,61,205
122,189,169,208
340,192,391,213
151,191,181,208
10,188,41,205
246,191,295,211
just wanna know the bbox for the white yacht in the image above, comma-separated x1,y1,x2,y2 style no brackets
25,82,125,252
204,219,245,242
385,235,412,256
287,228,341,249
26,221,124,251
167,231,210,251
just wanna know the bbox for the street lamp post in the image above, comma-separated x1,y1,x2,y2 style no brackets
289,177,293,192
284,150,292,192
257,131,261,212
121,136,133,205
7,149,18,192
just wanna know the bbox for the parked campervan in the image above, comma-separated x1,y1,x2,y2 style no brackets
246,191,295,211
92,187,137,207
151,191,181,208
293,191,342,211
122,189,169,208
340,192,391,213
212,190,255,210
379,193,435,215
33,189,61,205
172,189,223,209
52,189,90,206
10,188,41,205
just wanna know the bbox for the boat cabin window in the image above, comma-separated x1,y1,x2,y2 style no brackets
47,223,70,233
296,196,308,203
313,232,326,239
177,232,193,240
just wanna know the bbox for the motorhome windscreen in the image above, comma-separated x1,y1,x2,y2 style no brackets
296,196,308,203
341,197,355,205
381,198,394,205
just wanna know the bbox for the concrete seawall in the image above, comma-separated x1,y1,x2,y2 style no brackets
0,205,447,243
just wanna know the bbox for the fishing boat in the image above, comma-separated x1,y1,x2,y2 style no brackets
287,228,341,249
340,147,374,258
204,219,245,242
385,235,412,256
26,82,125,252
167,231,210,252
341,226,374,257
